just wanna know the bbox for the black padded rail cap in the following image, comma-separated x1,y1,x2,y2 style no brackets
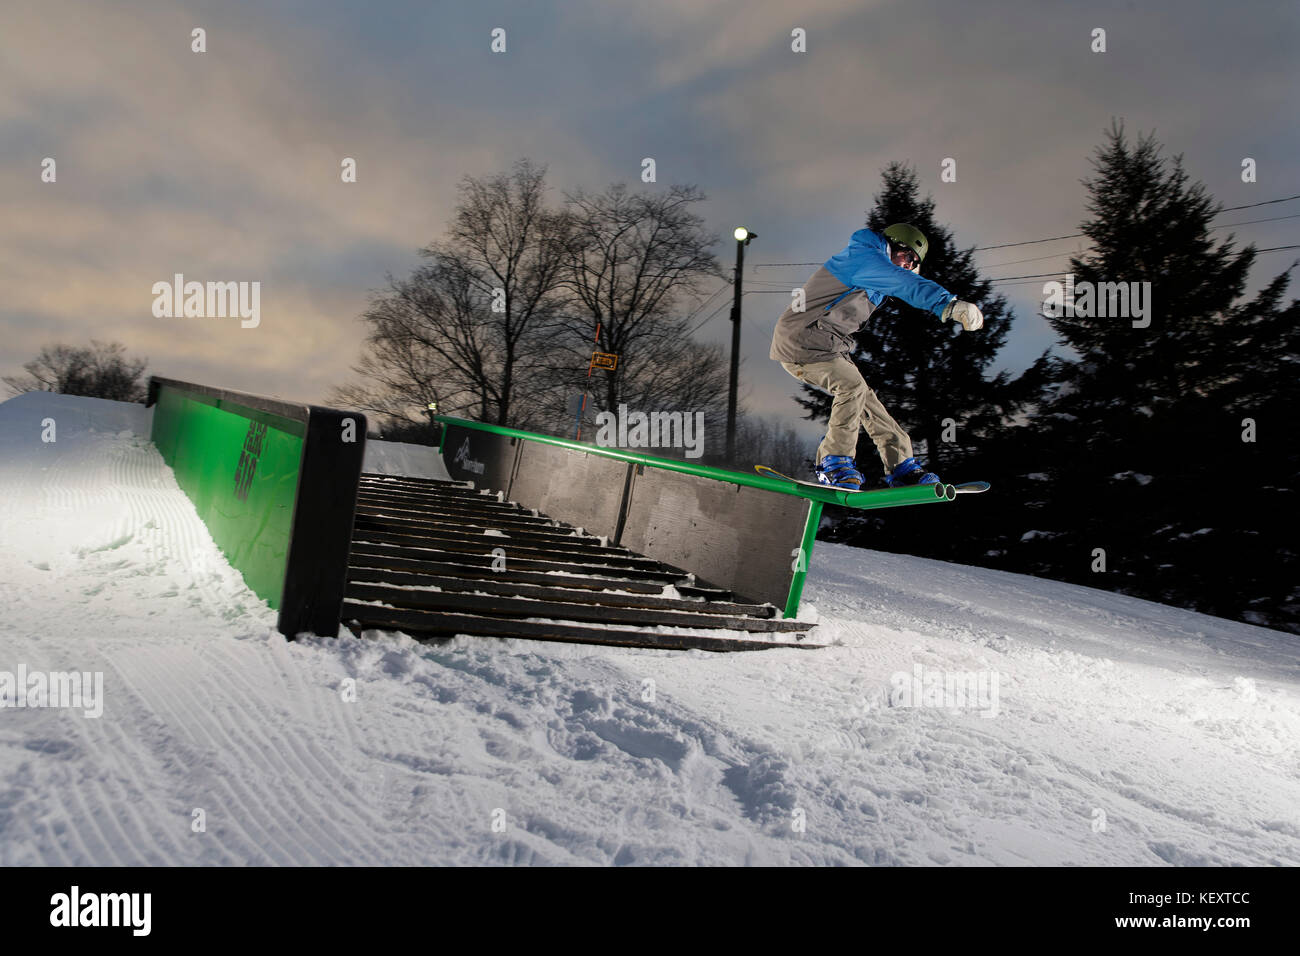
145,375,312,422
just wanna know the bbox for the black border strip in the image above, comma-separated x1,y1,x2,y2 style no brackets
146,375,311,423
279,406,367,637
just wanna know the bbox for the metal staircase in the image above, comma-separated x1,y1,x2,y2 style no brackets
342,474,819,652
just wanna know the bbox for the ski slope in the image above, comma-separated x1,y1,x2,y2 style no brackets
1,392,1297,866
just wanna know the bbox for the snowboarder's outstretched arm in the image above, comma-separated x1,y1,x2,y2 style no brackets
824,228,983,329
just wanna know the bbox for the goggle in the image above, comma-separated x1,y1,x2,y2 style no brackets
892,245,919,269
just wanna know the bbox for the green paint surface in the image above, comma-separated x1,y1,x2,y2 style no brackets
784,501,823,619
151,385,305,608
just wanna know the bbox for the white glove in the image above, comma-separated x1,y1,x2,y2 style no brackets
942,299,984,331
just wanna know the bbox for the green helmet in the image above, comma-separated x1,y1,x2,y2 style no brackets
882,223,929,265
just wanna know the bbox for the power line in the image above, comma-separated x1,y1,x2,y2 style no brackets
685,297,734,336
974,233,1084,251
727,195,1300,312
986,244,1300,283
987,271,1075,282
982,248,1091,268
756,221,1300,280
752,193,1300,268
1219,193,1300,213
754,240,1299,284
974,194,1300,251
681,282,729,326
991,278,1068,288
983,215,1300,270
1214,212,1300,229
689,287,824,335
973,194,1300,253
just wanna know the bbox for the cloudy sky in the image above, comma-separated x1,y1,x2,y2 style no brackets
2,0,1296,438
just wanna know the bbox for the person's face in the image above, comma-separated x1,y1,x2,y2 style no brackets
891,244,920,273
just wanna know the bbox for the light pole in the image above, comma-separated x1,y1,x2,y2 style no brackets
726,226,755,464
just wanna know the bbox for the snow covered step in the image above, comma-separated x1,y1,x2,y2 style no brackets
346,548,734,600
347,540,710,588
349,531,686,575
345,567,777,618
340,603,819,653
354,501,579,538
346,583,808,633
348,550,671,594
352,512,628,553
359,473,472,490
358,474,507,499
356,488,540,519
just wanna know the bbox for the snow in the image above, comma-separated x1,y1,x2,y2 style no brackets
2,392,1299,866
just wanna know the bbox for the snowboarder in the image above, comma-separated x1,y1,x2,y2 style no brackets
769,223,985,490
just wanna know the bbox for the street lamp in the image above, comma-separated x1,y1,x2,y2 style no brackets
727,226,756,463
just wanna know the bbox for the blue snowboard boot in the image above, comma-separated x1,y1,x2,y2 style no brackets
816,454,864,490
885,456,941,487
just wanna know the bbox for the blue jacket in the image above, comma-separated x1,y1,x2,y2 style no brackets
824,228,955,317
769,228,956,363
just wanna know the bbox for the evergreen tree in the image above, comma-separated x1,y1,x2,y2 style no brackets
1028,122,1300,631
808,130,1299,634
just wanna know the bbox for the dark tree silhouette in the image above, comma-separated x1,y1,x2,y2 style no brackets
1029,122,1300,631
332,159,573,430
4,340,148,403
549,183,729,444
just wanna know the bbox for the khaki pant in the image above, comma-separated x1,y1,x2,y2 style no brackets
781,357,913,474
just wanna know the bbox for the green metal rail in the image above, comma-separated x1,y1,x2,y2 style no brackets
433,415,953,620
432,415,954,510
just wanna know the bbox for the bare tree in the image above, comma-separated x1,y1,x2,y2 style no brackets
4,340,148,402
332,257,493,426
331,159,572,429
553,183,727,438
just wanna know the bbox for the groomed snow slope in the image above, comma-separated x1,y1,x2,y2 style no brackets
1,392,1297,866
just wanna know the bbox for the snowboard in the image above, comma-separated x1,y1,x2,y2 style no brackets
755,465,989,496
